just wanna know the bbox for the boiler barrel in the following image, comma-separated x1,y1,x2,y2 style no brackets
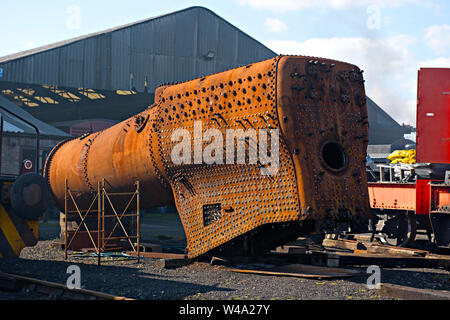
44,106,174,211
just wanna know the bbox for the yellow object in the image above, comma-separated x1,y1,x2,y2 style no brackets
387,149,416,164
0,203,39,258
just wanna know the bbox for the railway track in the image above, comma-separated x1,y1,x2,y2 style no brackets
0,272,133,300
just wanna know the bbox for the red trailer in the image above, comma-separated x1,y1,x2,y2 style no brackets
416,68,450,164
368,68,450,248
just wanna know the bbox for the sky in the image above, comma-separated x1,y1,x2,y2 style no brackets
0,0,449,126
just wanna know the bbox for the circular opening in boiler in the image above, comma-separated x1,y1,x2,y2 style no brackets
321,142,347,172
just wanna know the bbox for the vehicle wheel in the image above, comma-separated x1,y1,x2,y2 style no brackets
10,173,51,220
381,214,417,247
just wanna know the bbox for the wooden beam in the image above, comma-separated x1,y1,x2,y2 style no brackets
230,263,359,279
125,251,186,259
155,258,191,269
322,238,429,257
322,238,367,251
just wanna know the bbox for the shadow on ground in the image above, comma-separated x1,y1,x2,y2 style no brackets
0,257,233,300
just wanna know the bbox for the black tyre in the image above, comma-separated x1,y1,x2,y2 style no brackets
10,173,52,220
381,214,417,247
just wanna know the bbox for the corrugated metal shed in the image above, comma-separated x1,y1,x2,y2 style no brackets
0,6,276,93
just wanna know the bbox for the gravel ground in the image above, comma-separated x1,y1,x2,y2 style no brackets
1,239,449,300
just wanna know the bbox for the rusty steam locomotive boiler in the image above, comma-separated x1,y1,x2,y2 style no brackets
44,55,370,258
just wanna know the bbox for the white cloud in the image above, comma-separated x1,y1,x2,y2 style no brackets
399,57,450,99
265,18,288,33
418,57,450,68
236,0,418,12
425,25,450,55
266,35,419,125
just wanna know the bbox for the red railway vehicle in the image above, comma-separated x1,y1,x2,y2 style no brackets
368,68,450,248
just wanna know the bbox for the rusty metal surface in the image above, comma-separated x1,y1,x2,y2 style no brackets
276,58,369,223
45,55,370,259
62,179,141,264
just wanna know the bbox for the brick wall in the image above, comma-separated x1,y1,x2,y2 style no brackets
0,133,66,175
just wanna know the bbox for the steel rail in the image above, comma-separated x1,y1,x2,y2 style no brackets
0,272,133,300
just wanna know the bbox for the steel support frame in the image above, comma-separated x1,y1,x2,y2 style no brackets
64,179,140,265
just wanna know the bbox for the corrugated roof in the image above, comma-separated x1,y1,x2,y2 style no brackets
0,6,276,64
0,95,70,137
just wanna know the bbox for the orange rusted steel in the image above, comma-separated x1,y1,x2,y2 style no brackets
44,56,370,258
